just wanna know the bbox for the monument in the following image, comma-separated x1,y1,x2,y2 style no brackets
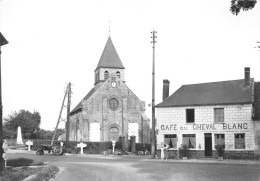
16,126,23,145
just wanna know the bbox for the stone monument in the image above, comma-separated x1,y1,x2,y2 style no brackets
17,126,23,145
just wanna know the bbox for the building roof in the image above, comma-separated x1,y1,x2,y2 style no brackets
70,87,95,115
95,36,125,71
156,79,254,108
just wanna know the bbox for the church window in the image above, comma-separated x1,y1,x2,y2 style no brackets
104,71,109,80
109,98,119,110
116,71,120,78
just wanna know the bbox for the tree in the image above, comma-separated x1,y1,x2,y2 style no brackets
3,110,41,139
230,0,257,15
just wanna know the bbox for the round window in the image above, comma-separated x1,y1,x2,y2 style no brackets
109,98,119,110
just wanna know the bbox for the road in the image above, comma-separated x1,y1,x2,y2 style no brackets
48,155,260,181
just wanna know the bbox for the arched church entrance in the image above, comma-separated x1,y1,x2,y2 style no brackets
109,127,119,141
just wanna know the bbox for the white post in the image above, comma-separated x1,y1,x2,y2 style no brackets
77,142,87,154
112,140,116,154
25,140,33,151
2,140,8,170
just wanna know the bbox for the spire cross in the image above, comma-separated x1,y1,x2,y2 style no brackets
108,21,111,36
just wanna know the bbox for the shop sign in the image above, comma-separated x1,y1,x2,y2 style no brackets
160,123,248,131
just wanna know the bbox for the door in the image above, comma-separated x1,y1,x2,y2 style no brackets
204,133,212,157
109,127,119,141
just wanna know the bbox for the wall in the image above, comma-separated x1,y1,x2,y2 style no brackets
156,104,256,158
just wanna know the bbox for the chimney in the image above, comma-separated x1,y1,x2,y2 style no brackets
163,79,170,101
245,67,250,86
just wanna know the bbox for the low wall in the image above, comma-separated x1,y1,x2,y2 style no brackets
156,149,259,160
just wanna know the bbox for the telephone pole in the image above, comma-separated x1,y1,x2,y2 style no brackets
65,82,71,149
151,30,157,159
0,32,8,173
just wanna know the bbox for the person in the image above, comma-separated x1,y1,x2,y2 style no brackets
164,144,169,161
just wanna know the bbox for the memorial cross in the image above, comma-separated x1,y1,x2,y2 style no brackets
77,142,87,154
25,140,33,151
112,140,116,154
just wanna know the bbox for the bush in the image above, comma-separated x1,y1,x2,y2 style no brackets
215,144,225,157
179,144,189,158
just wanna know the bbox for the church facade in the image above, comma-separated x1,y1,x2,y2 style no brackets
69,36,150,144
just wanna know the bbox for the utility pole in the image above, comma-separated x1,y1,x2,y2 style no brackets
65,82,71,149
151,30,157,159
0,32,8,174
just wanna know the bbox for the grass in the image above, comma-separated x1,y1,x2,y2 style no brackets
1,165,59,181
1,153,60,181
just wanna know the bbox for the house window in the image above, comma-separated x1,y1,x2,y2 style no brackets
215,134,225,146
235,133,245,149
116,71,120,78
164,134,177,149
186,109,195,123
182,134,196,149
214,108,224,123
104,71,109,80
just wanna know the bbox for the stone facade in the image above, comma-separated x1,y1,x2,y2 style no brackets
156,104,256,159
69,36,150,144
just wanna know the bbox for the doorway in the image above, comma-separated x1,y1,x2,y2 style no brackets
109,127,119,141
204,133,212,157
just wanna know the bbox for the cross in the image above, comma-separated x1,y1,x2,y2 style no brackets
25,140,33,151
108,20,111,36
77,142,87,154
112,140,116,154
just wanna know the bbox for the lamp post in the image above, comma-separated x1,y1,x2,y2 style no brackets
151,30,157,159
0,32,8,173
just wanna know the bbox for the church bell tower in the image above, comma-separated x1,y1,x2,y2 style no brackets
94,36,125,88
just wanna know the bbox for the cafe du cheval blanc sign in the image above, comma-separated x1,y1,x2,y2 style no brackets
160,123,248,131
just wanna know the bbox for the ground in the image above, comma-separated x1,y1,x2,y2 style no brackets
5,152,260,181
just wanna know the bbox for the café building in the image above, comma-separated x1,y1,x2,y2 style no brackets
155,68,260,159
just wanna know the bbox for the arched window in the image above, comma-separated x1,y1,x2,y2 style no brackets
116,71,120,78
104,71,109,80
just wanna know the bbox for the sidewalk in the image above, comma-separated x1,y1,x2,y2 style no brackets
143,157,260,165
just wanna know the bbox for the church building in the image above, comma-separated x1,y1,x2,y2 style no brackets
69,36,150,144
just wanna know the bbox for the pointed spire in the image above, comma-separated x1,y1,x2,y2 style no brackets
95,36,125,71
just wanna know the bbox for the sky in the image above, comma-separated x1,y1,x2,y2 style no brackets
0,0,260,131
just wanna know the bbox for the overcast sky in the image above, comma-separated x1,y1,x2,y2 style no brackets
0,0,260,130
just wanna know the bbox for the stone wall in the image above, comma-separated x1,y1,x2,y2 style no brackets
156,104,255,151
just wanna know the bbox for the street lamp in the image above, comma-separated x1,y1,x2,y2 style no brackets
0,32,8,173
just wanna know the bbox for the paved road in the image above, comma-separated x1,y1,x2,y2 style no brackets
48,155,260,181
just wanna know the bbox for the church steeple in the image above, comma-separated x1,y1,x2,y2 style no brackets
94,36,125,86
95,36,125,71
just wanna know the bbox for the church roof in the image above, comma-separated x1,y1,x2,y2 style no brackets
95,36,125,71
70,87,95,115
156,79,254,108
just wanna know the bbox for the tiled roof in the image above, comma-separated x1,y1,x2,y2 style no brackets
70,87,95,115
156,79,254,108
95,36,125,71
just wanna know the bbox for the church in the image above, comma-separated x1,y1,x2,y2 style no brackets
69,36,150,144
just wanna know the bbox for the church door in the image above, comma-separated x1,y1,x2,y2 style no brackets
109,127,119,141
